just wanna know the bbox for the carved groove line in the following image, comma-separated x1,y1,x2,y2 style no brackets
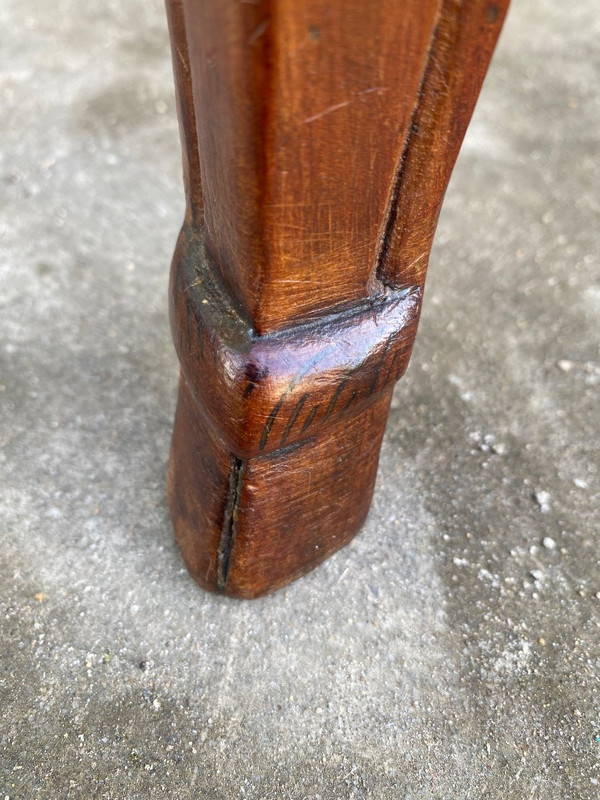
368,332,396,394
256,329,363,451
321,375,351,424
260,330,405,452
259,395,287,451
301,405,319,434
281,393,308,446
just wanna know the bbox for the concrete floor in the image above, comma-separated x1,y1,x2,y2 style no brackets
1,0,599,797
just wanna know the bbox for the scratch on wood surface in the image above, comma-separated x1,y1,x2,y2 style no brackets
357,86,390,96
248,18,270,44
303,100,351,124
406,251,428,271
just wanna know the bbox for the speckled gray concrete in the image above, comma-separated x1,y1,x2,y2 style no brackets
1,1,599,797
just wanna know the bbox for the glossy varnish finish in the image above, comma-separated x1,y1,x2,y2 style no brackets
165,0,509,597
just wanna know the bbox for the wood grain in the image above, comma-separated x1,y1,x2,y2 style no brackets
165,0,509,597
181,0,441,332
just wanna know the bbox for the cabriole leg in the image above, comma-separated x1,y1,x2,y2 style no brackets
164,0,509,597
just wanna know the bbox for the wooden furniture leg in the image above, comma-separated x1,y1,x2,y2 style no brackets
165,0,509,598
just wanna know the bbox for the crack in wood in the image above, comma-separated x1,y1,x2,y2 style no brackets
374,4,443,287
216,456,246,591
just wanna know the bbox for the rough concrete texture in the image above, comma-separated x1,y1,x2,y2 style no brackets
1,0,599,797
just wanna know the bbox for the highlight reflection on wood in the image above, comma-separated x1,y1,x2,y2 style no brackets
165,0,510,598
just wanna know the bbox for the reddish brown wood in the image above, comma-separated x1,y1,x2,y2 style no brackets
165,0,509,597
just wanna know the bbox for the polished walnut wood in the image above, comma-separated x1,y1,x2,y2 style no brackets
165,0,509,597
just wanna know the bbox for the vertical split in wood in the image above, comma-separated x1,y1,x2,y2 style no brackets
217,457,246,592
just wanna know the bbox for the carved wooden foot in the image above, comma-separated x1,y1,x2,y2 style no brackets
165,0,509,597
